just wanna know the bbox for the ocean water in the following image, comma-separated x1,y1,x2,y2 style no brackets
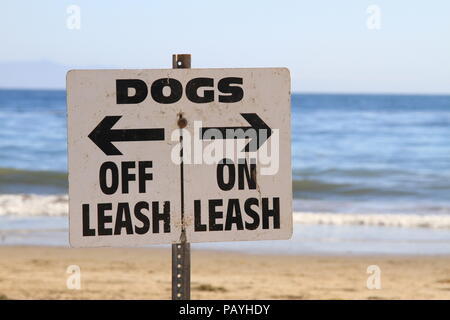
0,89,450,254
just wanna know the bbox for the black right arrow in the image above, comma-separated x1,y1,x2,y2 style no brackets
200,113,272,152
88,116,165,156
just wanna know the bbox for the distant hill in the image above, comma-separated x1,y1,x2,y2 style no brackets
0,61,70,89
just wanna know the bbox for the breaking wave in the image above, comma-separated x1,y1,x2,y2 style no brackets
1,194,450,229
294,212,450,229
0,167,67,194
2,167,449,200
0,194,68,216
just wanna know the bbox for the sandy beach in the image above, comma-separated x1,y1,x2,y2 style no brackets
0,246,449,300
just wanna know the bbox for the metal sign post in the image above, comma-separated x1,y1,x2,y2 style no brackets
172,54,191,300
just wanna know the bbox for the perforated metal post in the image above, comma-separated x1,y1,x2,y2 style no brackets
172,54,191,300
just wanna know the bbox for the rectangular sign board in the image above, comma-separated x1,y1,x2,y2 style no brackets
67,68,292,247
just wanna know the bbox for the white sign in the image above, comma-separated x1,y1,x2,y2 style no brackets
67,68,292,247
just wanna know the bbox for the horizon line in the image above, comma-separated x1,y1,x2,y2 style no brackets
1,87,450,97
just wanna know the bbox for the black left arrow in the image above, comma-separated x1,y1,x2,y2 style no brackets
88,116,165,156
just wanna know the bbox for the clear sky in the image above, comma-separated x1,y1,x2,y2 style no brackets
1,0,449,93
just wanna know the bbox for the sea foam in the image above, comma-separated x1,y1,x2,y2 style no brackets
294,212,450,229
0,194,68,217
1,194,450,229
